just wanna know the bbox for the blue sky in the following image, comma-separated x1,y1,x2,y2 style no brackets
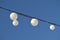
0,0,60,40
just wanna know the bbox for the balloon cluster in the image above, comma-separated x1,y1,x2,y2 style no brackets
10,12,55,31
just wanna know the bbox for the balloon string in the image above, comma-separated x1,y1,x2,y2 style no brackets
0,6,60,27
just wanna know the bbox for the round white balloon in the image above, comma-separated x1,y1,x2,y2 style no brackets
12,20,19,26
31,18,38,26
50,25,55,30
10,12,18,20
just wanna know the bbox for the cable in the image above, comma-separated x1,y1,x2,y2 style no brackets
0,6,60,27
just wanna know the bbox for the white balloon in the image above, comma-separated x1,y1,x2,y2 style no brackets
10,12,18,20
12,20,19,26
31,18,38,26
50,25,55,30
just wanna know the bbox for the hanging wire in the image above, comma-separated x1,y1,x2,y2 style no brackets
0,6,60,27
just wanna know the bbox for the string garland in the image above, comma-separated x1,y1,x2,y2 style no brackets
0,6,60,30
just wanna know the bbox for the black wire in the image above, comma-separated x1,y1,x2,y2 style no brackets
0,6,60,27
